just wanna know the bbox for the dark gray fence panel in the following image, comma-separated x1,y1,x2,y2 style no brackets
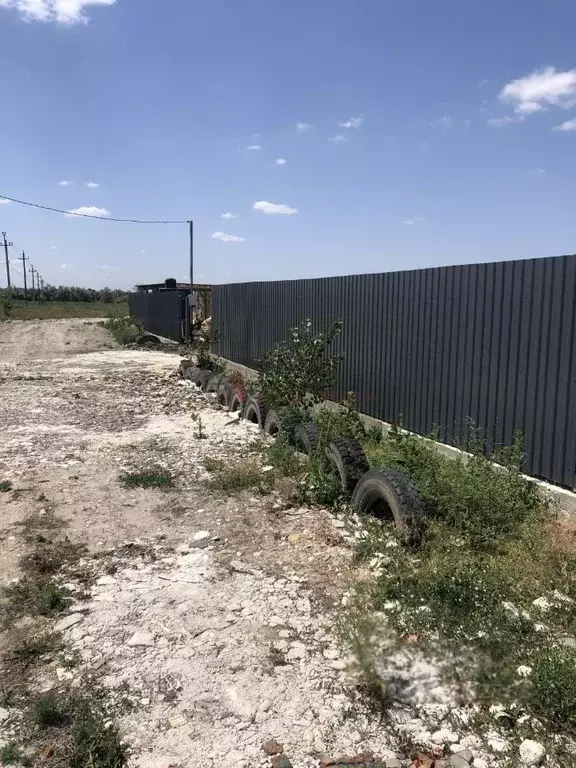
128,291,183,342
212,254,576,489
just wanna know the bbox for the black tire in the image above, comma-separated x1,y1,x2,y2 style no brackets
197,370,212,392
206,374,226,394
178,359,194,378
325,436,370,495
351,468,426,546
217,380,235,409
263,409,281,436
243,395,269,430
228,391,245,416
184,365,202,383
294,423,320,455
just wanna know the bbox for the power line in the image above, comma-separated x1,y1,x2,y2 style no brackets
0,194,190,224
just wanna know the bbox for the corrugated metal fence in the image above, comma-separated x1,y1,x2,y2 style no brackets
129,291,185,342
213,254,576,489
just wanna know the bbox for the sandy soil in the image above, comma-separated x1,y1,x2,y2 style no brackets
0,320,510,768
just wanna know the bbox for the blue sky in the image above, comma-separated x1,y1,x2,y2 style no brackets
0,0,575,289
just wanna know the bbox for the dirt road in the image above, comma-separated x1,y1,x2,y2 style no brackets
0,319,489,768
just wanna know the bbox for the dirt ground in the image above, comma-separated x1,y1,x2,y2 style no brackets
0,320,506,768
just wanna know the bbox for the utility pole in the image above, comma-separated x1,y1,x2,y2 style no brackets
29,264,36,302
39,277,44,299
20,251,28,305
188,219,194,342
2,231,14,289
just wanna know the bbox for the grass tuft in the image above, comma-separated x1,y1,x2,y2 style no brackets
0,743,22,765
2,580,71,618
0,480,13,493
120,469,174,489
34,694,70,728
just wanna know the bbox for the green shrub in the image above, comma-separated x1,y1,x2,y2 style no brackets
104,316,141,345
265,438,304,478
66,696,128,768
0,480,13,492
533,648,576,726
0,743,22,765
257,318,342,411
34,694,69,727
313,393,366,451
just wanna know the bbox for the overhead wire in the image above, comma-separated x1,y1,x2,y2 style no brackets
0,194,190,224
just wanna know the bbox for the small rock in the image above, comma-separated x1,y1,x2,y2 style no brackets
0,707,9,723
55,613,84,632
517,665,532,677
450,754,471,767
193,531,210,541
287,643,307,660
271,756,293,768
519,739,545,766
330,659,348,671
127,631,155,647
263,740,284,756
385,760,403,768
455,750,473,763
96,575,116,586
169,713,188,728
323,648,340,660
432,729,460,745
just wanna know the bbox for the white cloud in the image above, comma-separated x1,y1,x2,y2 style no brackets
0,198,11,205
553,117,576,132
212,231,246,243
58,180,74,186
296,121,313,132
0,0,116,24
94,264,116,270
500,67,576,115
59,263,71,269
84,181,100,188
253,200,298,216
528,167,546,176
140,250,146,254
328,134,347,143
66,206,110,218
50,245,57,250
487,115,525,127
432,115,454,128
339,116,363,129
245,144,262,150
402,216,427,225
221,212,238,219
275,158,287,166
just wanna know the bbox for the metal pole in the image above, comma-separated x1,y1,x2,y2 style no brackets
188,220,194,342
2,231,13,289
29,265,36,302
21,251,28,305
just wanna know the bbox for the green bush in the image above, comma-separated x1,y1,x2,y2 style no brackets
104,316,141,345
257,318,342,411
533,648,576,726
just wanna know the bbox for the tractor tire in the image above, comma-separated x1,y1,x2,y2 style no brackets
351,468,426,546
294,423,320,456
243,395,269,430
325,436,370,496
178,359,194,378
206,374,226,394
263,409,281,436
216,380,235,409
184,365,203,383
228,390,246,416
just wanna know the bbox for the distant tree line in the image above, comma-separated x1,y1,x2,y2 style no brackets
4,285,130,303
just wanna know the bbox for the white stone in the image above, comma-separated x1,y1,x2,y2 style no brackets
55,613,84,632
323,648,340,660
487,736,508,753
0,707,9,723
519,739,546,766
517,665,532,677
432,728,460,744
127,631,155,647
96,575,116,586
532,596,551,611
193,531,210,541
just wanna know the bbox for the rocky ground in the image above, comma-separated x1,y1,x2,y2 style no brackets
0,320,549,768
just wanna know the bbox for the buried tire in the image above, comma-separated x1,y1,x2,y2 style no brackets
206,374,227,394
351,468,426,546
216,380,235,409
294,423,320,455
263,409,281,436
228,390,247,416
184,365,202,383
325,436,370,496
243,395,269,430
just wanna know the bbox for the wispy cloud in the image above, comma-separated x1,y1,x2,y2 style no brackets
0,198,11,205
487,115,525,127
432,115,454,128
59,263,71,269
275,158,287,166
527,167,546,177
499,67,576,115
0,0,116,24
296,121,313,133
66,206,110,218
50,245,57,250
212,231,246,243
553,117,576,132
402,216,427,225
339,116,363,129
221,212,238,219
253,200,298,216
58,180,74,186
84,181,100,188
245,144,262,151
328,134,347,143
